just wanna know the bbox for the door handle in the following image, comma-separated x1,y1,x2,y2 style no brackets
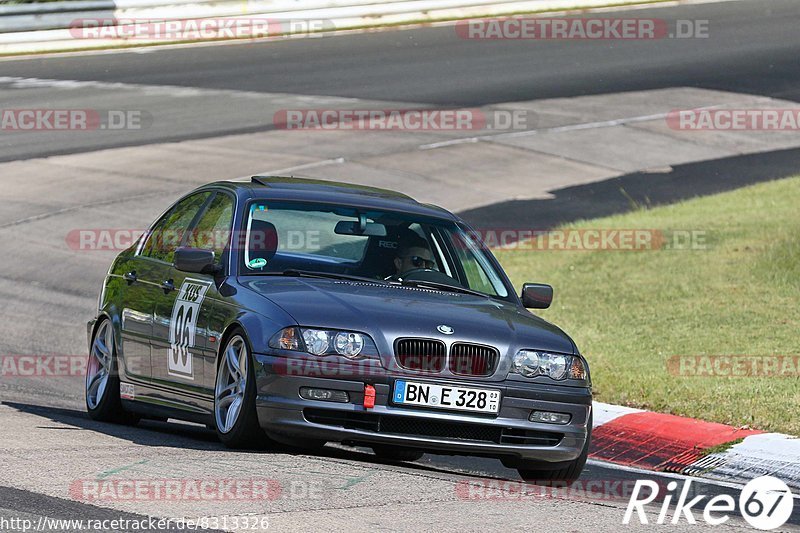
160,279,175,293
123,271,137,284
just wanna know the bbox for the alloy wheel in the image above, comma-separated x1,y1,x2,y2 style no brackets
86,320,113,410
215,335,249,434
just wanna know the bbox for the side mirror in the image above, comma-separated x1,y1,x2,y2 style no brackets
174,247,220,274
521,283,553,309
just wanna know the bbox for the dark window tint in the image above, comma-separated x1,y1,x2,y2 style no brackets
142,192,211,263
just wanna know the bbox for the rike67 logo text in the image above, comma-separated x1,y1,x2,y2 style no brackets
624,476,794,530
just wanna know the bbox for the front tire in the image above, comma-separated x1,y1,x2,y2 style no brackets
85,318,138,425
214,329,266,448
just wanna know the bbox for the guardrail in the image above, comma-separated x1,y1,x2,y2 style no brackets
0,0,668,55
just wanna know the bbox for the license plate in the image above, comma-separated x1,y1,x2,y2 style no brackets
392,380,501,414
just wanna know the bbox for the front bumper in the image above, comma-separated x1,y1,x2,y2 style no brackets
254,354,591,464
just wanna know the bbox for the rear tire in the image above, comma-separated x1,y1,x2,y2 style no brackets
214,328,268,449
516,411,592,483
372,445,425,462
85,318,139,425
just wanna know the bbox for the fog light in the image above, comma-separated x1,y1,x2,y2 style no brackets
530,411,571,425
299,387,349,403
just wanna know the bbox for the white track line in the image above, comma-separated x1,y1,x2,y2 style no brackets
251,157,347,178
0,76,363,103
592,401,644,428
418,98,774,150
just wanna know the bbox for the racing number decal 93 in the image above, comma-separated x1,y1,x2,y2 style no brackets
168,278,212,379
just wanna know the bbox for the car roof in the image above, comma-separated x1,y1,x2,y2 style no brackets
206,176,459,221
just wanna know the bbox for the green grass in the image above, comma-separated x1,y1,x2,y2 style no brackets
699,439,744,458
495,176,800,435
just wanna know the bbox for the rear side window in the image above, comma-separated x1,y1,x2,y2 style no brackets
141,192,211,263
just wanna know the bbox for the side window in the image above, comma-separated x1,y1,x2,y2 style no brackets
458,251,497,295
185,192,234,264
446,231,508,298
141,192,211,264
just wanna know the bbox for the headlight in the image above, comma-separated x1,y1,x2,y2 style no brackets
303,329,330,355
512,350,587,381
270,327,368,359
540,353,568,380
334,332,364,358
512,350,540,377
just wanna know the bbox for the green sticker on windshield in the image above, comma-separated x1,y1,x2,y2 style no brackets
248,258,267,269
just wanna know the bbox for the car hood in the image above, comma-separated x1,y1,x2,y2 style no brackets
241,278,575,362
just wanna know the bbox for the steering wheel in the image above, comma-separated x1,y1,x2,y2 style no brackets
384,268,435,282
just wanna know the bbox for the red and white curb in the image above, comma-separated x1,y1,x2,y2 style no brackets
591,402,800,489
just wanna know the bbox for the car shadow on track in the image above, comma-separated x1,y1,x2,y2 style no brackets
458,147,800,230
2,400,523,483
3,401,221,451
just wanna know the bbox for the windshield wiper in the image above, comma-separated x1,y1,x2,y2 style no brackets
397,279,490,298
257,270,486,296
276,269,389,285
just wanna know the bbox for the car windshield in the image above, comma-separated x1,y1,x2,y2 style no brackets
240,201,510,299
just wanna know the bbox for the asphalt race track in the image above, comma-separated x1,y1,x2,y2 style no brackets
2,0,800,161
1,0,800,530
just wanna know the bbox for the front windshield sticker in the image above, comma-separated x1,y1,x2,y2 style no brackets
248,257,268,269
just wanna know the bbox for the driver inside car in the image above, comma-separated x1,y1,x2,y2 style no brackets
392,234,436,278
